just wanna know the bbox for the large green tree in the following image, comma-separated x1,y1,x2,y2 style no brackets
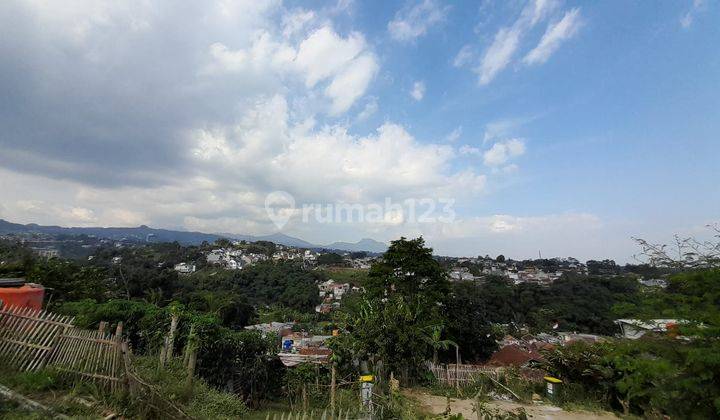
364,237,449,304
333,237,450,384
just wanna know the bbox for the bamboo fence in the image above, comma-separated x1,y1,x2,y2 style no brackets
428,362,502,386
0,305,122,392
264,407,360,420
0,304,195,418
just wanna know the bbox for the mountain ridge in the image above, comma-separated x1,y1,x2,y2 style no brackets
0,219,387,253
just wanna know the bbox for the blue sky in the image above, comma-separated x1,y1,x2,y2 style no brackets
0,0,718,261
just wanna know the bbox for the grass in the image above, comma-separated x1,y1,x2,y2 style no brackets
318,268,369,286
131,356,248,419
0,366,102,418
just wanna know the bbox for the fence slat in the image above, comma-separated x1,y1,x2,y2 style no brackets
0,305,125,393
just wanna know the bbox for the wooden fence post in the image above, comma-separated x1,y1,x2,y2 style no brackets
183,324,195,368
184,334,198,400
166,313,178,361
330,363,336,414
111,323,123,393
302,383,308,411
159,336,168,369
455,345,460,391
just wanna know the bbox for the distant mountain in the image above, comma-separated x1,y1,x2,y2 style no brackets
218,232,317,249
0,219,221,244
0,219,386,253
323,238,387,253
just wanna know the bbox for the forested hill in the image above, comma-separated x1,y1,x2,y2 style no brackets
0,219,387,252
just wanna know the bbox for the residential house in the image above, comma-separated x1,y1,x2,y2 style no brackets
174,262,196,274
615,319,682,340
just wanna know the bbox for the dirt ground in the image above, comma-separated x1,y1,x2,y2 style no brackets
406,390,619,420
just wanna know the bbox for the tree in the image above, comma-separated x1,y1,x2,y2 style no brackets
364,237,449,304
331,295,440,385
632,223,720,269
444,280,501,362
496,254,506,263
317,253,344,266
423,325,457,365
333,237,451,384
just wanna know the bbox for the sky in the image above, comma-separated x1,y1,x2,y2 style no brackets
0,0,718,262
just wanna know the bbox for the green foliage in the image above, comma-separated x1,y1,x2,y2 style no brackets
56,299,283,406
317,252,345,266
258,304,317,324
132,356,248,419
0,367,62,393
365,237,450,305
0,239,35,277
58,299,168,353
319,267,369,286
331,295,440,385
227,261,322,312
27,258,109,303
332,237,450,385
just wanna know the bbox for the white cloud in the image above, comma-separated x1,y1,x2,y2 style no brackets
523,8,582,65
208,24,378,115
453,44,474,67
483,139,526,167
282,9,316,38
294,27,366,87
483,117,531,143
444,126,462,143
472,0,582,84
356,98,378,122
477,26,523,85
435,212,602,238
388,0,450,42
680,0,707,28
188,95,482,207
459,145,481,156
410,81,426,101
325,53,379,114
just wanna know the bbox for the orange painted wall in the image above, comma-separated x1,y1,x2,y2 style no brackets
0,284,45,310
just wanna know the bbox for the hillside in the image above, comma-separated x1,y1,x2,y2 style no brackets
0,219,386,253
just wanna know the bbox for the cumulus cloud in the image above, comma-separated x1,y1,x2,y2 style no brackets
209,25,379,115
0,0,664,262
388,0,450,42
444,126,462,143
189,96,471,204
282,8,316,38
459,145,482,156
410,81,426,101
356,98,378,122
523,8,582,65
483,139,526,167
0,0,383,191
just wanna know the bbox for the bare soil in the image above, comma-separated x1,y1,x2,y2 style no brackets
405,389,619,420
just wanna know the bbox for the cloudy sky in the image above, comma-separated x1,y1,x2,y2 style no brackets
1,0,718,261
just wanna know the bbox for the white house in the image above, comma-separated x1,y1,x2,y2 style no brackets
615,319,681,339
174,262,196,274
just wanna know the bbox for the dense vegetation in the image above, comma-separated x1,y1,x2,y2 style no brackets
545,270,720,417
1,235,719,418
